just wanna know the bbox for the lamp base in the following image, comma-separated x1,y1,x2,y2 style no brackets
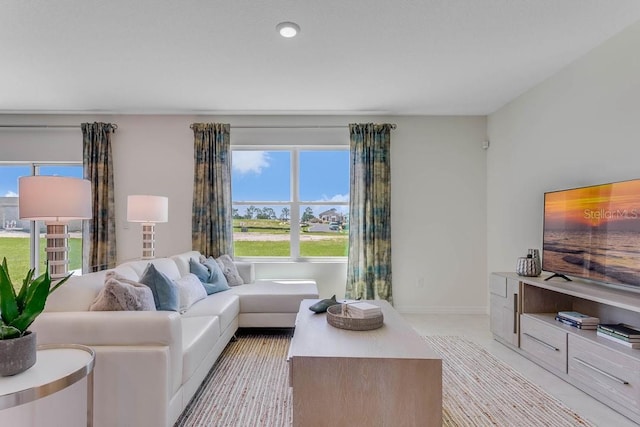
45,222,69,280
141,223,156,259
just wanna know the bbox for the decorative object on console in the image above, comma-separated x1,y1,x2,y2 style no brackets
516,250,541,277
326,303,384,331
18,176,92,279
127,195,168,259
308,295,339,313
0,258,70,376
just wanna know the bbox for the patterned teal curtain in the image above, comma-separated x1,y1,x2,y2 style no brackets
345,123,393,303
191,123,233,257
82,122,117,272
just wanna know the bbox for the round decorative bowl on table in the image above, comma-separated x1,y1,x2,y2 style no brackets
326,304,384,331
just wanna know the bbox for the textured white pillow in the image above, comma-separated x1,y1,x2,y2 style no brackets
174,273,207,313
89,272,156,311
215,254,245,286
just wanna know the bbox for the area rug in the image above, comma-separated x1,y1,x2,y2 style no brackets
425,335,594,427
175,333,594,427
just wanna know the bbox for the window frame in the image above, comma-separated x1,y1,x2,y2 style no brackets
0,161,84,275
231,145,349,262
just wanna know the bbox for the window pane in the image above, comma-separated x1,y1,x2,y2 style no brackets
38,165,84,274
0,165,32,284
232,151,291,201
299,150,349,202
300,205,348,257
232,204,290,257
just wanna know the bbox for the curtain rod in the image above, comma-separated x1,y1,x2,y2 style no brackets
0,124,118,129
190,124,397,130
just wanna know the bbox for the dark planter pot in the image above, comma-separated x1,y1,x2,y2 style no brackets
0,331,37,376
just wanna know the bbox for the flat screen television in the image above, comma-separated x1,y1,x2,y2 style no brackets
543,178,640,289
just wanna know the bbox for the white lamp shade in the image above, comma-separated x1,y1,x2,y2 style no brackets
18,176,92,221
127,195,168,223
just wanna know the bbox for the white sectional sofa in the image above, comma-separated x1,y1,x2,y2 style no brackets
30,250,318,427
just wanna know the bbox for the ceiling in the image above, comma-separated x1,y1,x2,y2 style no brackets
2,0,640,116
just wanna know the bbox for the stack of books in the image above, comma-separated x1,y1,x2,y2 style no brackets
555,311,599,330
346,302,382,319
597,323,640,349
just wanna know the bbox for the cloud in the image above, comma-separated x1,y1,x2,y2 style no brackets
233,151,270,174
4,191,18,197
319,193,349,203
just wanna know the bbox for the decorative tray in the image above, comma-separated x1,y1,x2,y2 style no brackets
326,304,384,331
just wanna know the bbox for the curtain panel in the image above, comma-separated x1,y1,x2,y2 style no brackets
81,122,117,273
345,123,393,303
191,123,233,257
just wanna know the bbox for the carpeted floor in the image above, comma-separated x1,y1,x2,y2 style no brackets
175,332,594,427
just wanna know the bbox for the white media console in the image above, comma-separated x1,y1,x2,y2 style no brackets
490,272,640,424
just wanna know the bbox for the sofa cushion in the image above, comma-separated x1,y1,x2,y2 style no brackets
230,280,319,313
174,273,207,313
140,264,180,311
215,254,244,286
90,273,156,311
181,292,240,333
170,251,202,277
181,316,220,383
44,270,107,312
120,258,182,281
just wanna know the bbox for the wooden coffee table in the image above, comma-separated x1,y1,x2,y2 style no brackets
287,299,442,427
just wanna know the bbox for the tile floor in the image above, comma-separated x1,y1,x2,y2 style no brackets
402,313,638,427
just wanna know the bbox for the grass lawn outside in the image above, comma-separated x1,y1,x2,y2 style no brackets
0,237,82,286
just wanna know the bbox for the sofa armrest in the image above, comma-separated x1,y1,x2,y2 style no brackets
31,311,184,401
31,311,182,347
235,261,255,284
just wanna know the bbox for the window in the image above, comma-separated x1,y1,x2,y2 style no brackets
232,148,349,259
0,163,84,283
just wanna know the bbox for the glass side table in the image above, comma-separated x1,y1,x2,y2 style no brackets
0,344,95,427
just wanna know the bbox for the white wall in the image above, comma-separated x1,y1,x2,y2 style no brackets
487,21,640,274
0,114,487,312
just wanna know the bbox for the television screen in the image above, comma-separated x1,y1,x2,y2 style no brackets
543,179,640,288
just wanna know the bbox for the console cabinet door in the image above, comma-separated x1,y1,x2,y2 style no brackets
489,274,519,347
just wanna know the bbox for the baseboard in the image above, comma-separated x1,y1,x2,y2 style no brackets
395,305,488,315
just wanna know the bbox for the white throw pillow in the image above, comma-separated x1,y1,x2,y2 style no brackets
174,273,207,313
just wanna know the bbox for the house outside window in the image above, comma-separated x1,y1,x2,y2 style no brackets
231,148,349,260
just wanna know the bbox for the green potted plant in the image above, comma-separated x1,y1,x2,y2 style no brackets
0,258,70,376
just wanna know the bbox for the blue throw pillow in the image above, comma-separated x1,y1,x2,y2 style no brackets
201,257,230,295
189,258,210,283
139,263,179,311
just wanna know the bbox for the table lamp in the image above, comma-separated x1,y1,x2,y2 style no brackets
18,176,92,279
127,195,168,259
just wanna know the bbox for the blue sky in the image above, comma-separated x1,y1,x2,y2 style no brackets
232,150,349,202
1,152,349,216
0,165,83,196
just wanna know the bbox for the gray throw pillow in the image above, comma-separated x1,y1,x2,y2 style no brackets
90,273,156,311
215,254,244,286
139,263,179,311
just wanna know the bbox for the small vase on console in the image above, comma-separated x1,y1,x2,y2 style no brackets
516,249,541,277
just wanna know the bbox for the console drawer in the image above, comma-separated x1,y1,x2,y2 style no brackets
490,274,507,297
568,335,640,412
520,315,567,373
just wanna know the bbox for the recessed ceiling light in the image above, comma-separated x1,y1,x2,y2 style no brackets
276,22,300,38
